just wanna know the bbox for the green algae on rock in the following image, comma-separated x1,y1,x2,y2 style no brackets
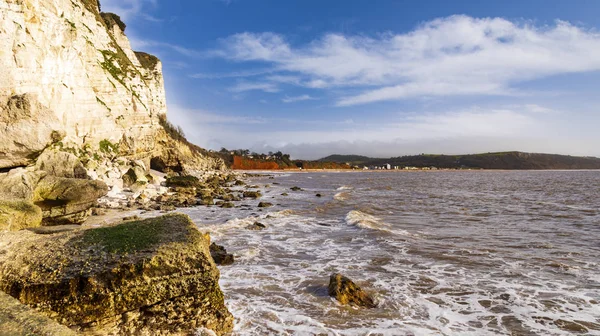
0,214,234,335
328,273,377,308
166,175,201,188
0,200,42,232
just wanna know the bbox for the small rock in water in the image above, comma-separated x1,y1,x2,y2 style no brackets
220,202,235,209
122,215,140,221
328,273,376,308
258,202,273,208
316,193,322,197
247,222,267,230
281,193,289,196
290,186,303,191
243,191,262,199
209,243,234,266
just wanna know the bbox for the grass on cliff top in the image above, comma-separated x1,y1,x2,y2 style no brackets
100,12,126,32
158,114,223,162
79,0,101,14
135,51,159,70
80,215,189,254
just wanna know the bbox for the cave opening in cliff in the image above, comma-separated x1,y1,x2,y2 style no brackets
150,157,183,173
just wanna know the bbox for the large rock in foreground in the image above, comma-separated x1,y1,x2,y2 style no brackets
328,273,376,308
0,292,77,336
0,213,234,335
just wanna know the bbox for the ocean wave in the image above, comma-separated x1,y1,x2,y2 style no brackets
345,210,392,232
334,191,351,201
337,185,354,190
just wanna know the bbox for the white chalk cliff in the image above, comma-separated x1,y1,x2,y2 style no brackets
0,0,224,171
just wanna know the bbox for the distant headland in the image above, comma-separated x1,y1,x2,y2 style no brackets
214,149,600,170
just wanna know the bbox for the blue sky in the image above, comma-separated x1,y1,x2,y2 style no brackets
103,0,600,159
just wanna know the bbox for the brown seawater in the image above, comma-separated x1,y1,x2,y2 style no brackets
178,171,600,335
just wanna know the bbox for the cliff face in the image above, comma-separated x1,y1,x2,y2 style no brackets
0,0,187,169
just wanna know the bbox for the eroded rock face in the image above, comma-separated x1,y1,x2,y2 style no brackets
0,214,234,335
0,0,165,169
328,273,376,308
0,94,63,169
35,149,88,179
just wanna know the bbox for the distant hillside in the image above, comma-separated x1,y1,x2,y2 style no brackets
318,152,600,170
318,155,373,165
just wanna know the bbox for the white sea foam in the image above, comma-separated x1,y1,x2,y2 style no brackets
345,210,391,232
333,191,351,201
188,171,600,336
337,185,354,190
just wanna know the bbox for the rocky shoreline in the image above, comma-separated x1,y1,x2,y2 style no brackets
0,136,256,335
0,0,376,333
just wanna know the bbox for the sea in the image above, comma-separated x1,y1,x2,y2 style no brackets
176,170,600,336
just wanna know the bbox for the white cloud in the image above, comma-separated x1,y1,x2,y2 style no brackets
129,38,200,57
165,102,600,159
228,82,280,93
190,69,273,79
213,16,600,105
281,95,318,103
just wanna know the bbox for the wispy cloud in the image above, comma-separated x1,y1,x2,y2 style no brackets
129,38,201,57
211,16,600,106
229,81,280,93
282,94,318,103
190,68,273,79
168,103,598,159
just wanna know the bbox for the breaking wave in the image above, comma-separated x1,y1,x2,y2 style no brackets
345,210,391,232
334,191,351,201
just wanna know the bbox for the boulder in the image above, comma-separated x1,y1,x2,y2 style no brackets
0,168,46,200
0,200,42,231
0,169,108,225
200,196,214,206
166,175,200,188
220,193,236,202
209,243,234,266
122,166,148,187
328,273,376,308
0,94,63,170
243,191,262,199
258,202,273,208
34,176,109,225
35,149,87,179
220,202,235,209
246,222,266,231
0,214,234,335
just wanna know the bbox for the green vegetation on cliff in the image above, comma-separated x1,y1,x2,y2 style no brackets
135,51,159,70
100,12,126,32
